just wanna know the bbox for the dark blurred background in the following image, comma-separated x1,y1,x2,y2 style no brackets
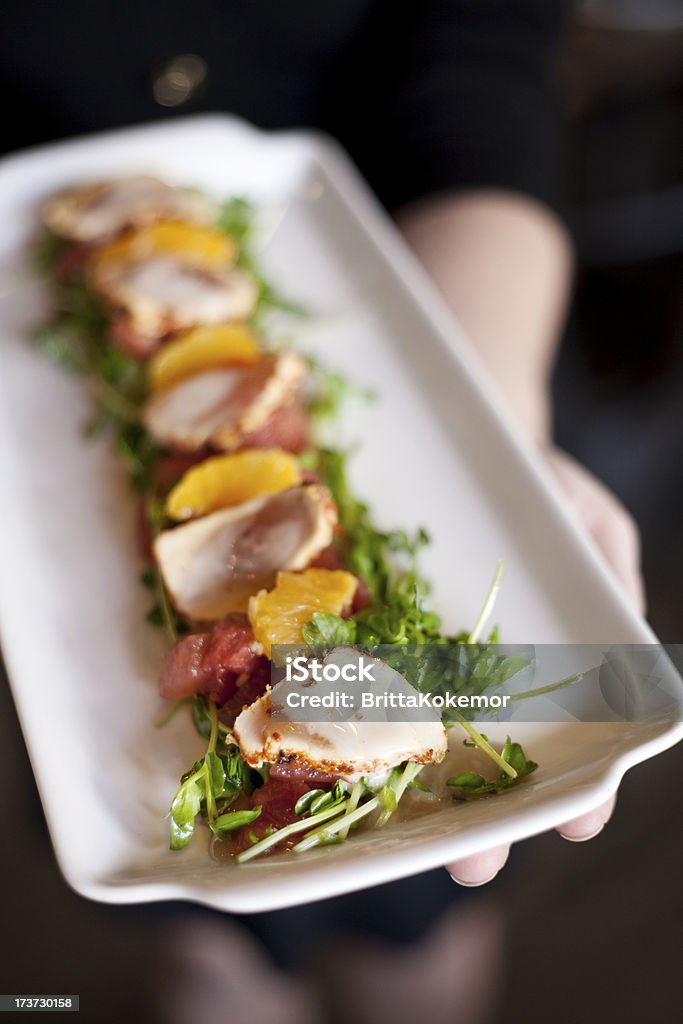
1,2,681,1022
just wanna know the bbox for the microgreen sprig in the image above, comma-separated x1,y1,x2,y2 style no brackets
447,737,538,800
169,701,254,849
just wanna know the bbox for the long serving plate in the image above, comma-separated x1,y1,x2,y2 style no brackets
0,115,680,912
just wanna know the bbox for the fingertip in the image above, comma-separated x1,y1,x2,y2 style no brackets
557,823,605,843
448,873,500,888
446,844,510,887
556,794,617,842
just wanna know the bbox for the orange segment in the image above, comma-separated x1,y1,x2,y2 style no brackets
249,569,358,657
148,324,262,393
165,449,302,520
90,220,237,272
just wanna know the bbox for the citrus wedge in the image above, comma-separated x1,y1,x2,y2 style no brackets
148,324,262,393
90,220,237,272
165,449,302,520
249,569,358,657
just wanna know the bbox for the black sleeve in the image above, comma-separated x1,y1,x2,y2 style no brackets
333,0,571,216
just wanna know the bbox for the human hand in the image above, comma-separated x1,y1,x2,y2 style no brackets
444,447,643,885
542,447,645,614
445,795,618,886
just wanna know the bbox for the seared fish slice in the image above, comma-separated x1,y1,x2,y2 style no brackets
233,675,448,785
143,351,306,452
42,175,218,243
91,256,257,339
155,484,337,621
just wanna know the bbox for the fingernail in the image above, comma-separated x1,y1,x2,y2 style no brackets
449,871,499,887
558,823,605,843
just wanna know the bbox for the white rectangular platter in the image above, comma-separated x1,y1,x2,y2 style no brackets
0,115,680,912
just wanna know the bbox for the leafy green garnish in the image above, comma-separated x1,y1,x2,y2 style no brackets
383,643,528,727
216,196,308,325
294,789,325,816
305,357,375,428
301,612,357,649
467,559,504,644
376,779,399,828
237,762,428,863
115,427,163,494
447,737,537,801
297,452,531,793
236,795,349,863
142,560,183,643
190,694,214,740
169,701,253,849
31,276,182,633
211,807,262,837
32,324,87,373
36,229,66,272
216,197,253,245
31,281,154,477
221,744,256,800
375,761,424,828
249,270,308,324
170,770,205,850
314,447,430,610
408,778,433,794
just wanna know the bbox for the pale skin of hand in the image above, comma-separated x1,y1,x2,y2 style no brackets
396,191,644,885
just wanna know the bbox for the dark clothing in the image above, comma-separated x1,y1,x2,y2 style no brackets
1,0,568,213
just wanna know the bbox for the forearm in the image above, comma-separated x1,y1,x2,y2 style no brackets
396,191,573,443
